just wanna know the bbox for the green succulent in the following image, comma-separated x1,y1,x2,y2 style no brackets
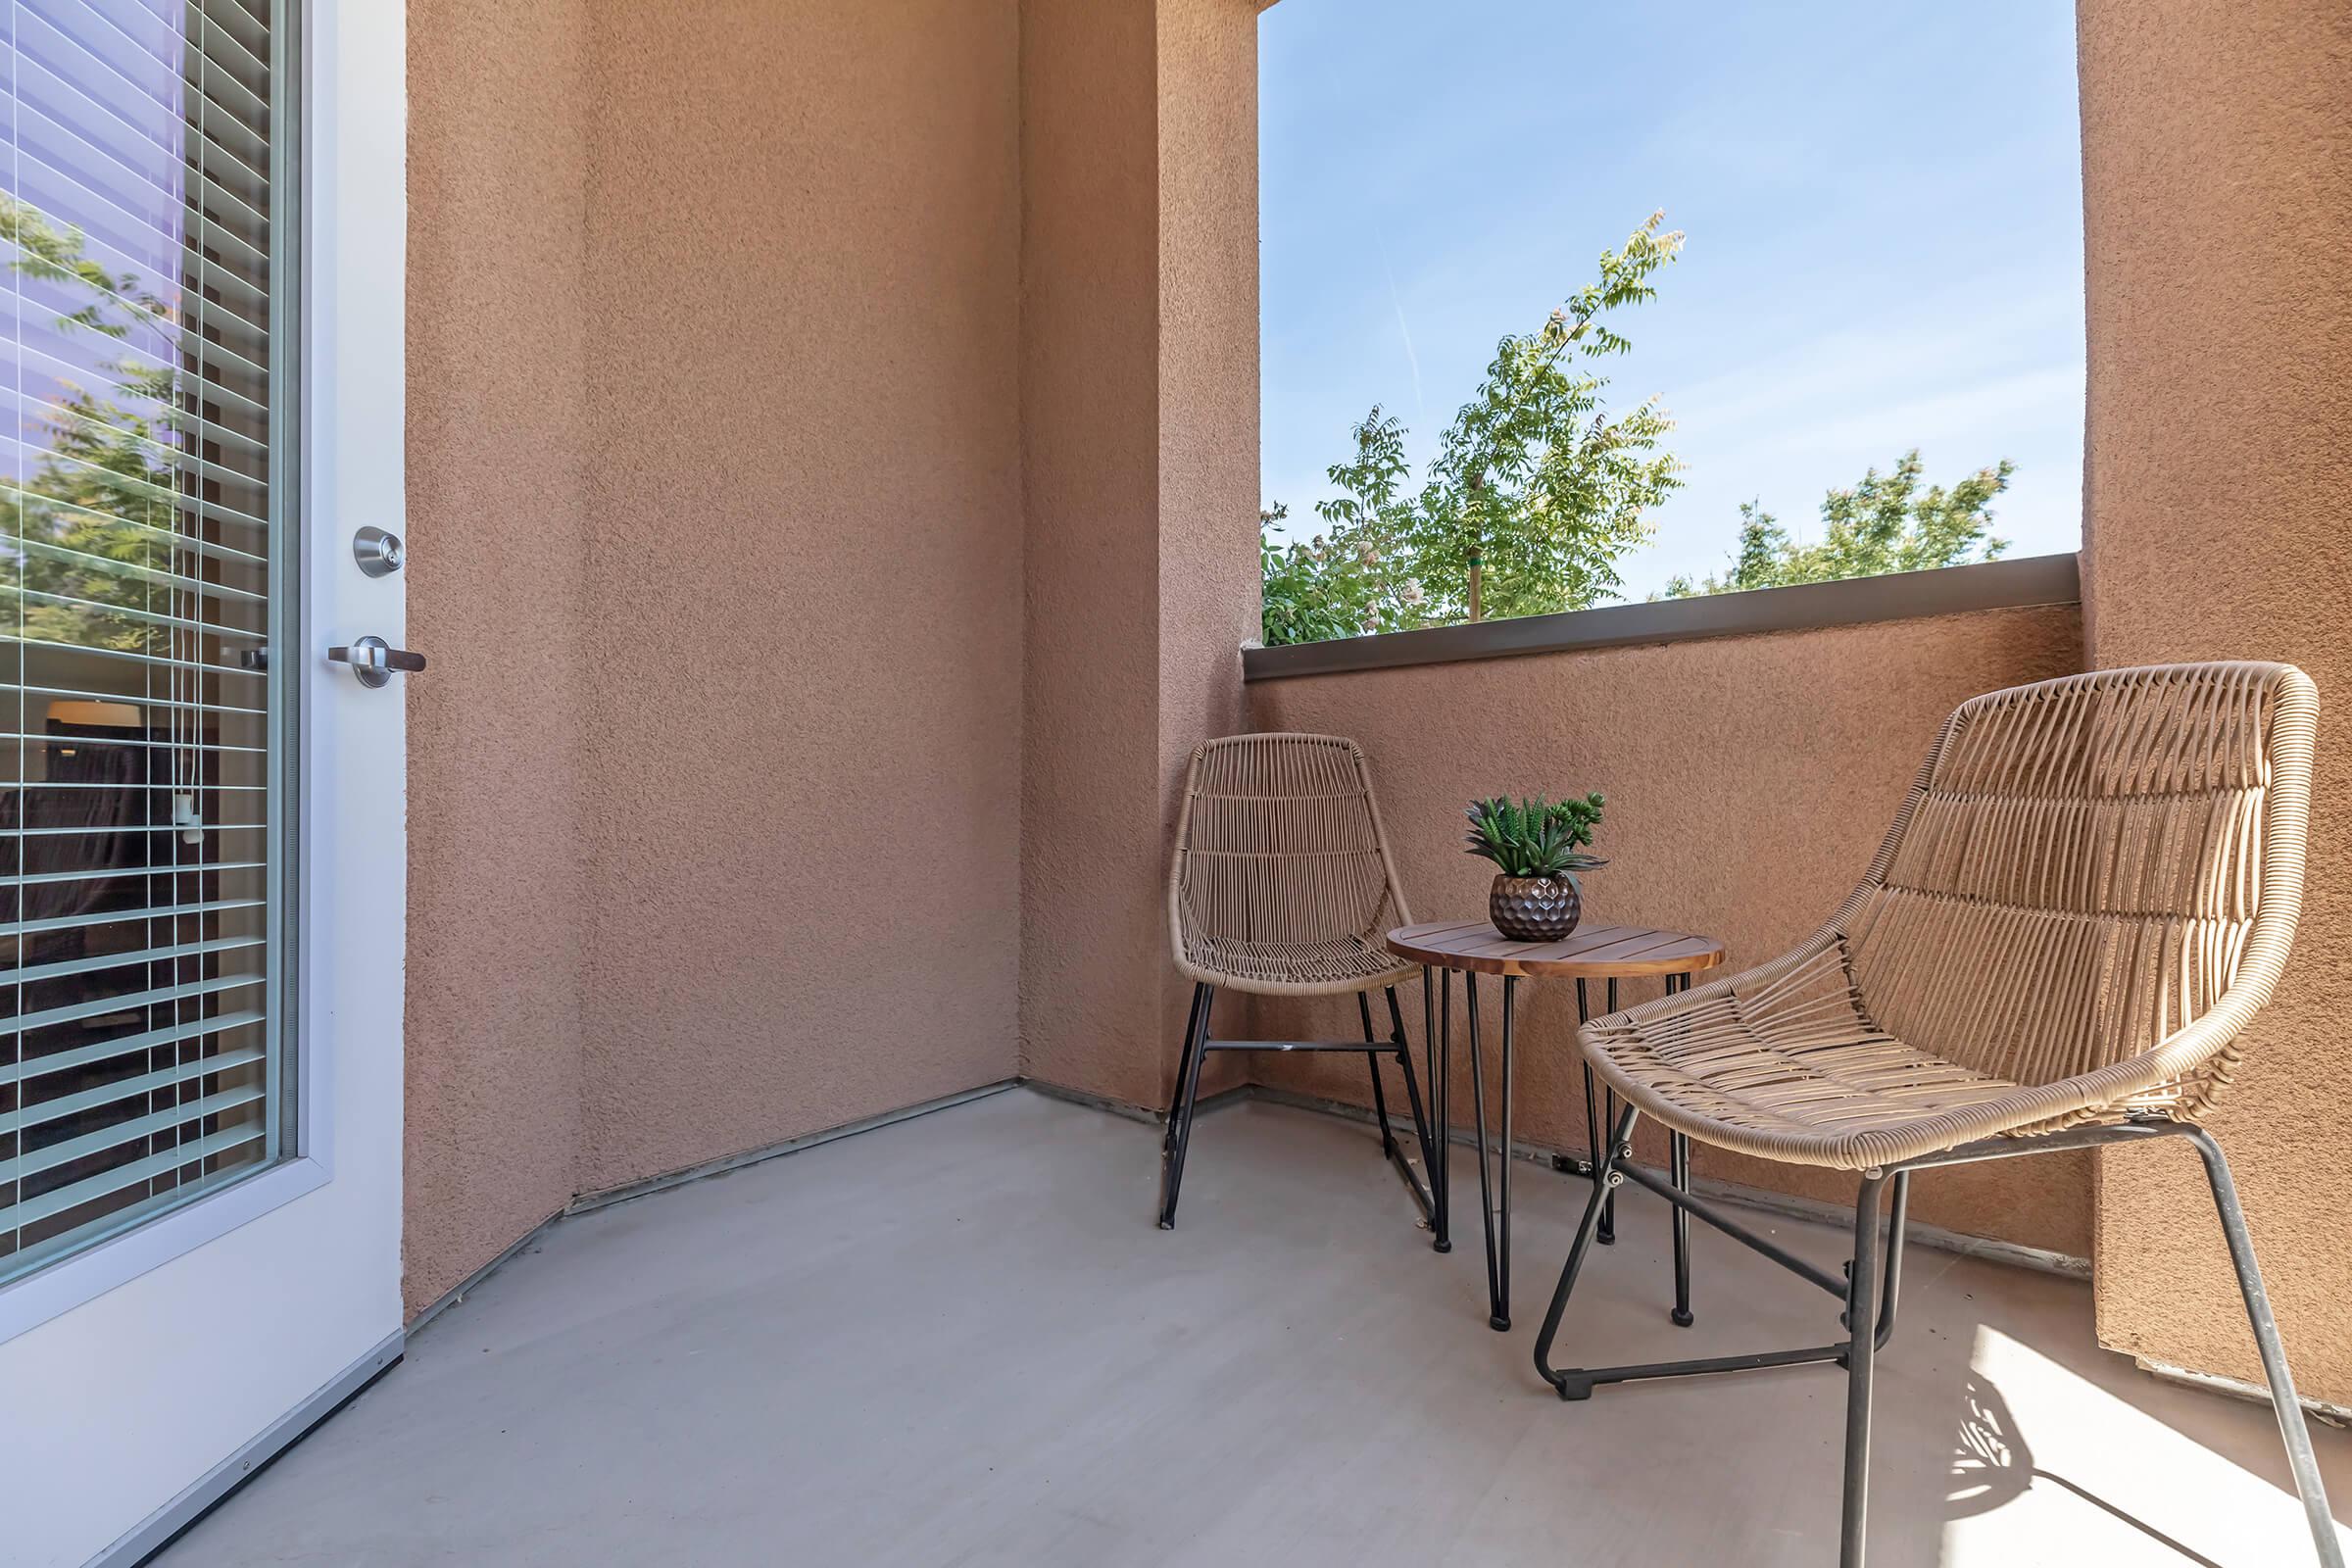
1464,793,1608,880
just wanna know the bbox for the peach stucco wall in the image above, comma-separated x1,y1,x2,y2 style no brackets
1018,0,1263,1111
2078,0,2352,1399
405,0,1261,1316
1017,0,1168,1111
570,1,1025,1196
405,0,594,1318
403,0,1025,1313
1249,607,2094,1256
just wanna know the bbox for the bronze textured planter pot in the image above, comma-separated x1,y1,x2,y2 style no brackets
1490,873,1582,942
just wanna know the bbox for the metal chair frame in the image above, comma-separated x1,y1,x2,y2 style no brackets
1527,663,2342,1567
1157,733,1436,1230
1159,982,1434,1229
1536,1110,2341,1566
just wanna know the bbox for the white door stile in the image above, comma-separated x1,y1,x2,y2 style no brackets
0,2,409,1563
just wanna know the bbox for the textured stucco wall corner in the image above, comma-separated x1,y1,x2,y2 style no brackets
406,0,1027,1309
1017,0,1264,1114
2079,0,2352,1399
1016,0,1167,1112
1155,0,1267,1095
571,0,1025,1192
402,0,595,1316
1250,605,2093,1254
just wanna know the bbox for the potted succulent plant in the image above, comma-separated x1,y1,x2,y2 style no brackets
1464,793,1607,942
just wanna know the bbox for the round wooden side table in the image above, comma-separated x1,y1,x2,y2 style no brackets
1386,919,1727,1332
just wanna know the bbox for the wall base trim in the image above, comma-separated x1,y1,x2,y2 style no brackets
1022,1076,1249,1125
97,1328,403,1568
410,1079,1025,1335
564,1079,1021,1217
406,1202,564,1338
2135,1356,2352,1428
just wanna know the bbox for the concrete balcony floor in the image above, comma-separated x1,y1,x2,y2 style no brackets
159,1090,2351,1566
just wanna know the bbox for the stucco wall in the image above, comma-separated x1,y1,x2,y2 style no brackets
1153,0,1265,1102
571,0,1025,1194
1018,0,1262,1111
403,0,1025,1312
1249,606,2093,1254
404,0,595,1316
1017,0,1167,1108
2078,0,2352,1399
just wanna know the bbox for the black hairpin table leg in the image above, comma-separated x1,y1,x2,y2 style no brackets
1558,978,1613,1245
1426,966,1451,1253
1551,972,1700,1300
1465,971,1520,1329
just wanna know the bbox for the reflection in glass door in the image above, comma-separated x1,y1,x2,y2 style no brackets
1,0,291,1284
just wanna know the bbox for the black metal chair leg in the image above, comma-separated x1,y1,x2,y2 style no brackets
1663,971,1694,1325
1871,1172,1910,1349
1343,987,1437,1223
1357,993,1396,1157
1535,1102,1641,1398
2183,1126,2346,1568
1155,983,1214,1230
1670,1131,1694,1327
1531,1118,2334,1568
1386,986,1438,1176
1578,980,1600,1180
1598,977,1619,1245
1839,1171,1890,1568
1160,983,1206,1159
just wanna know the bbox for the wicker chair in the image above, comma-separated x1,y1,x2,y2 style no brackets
1158,733,1434,1230
1530,662,2342,1568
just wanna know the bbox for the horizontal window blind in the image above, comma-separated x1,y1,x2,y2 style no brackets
1,0,290,1284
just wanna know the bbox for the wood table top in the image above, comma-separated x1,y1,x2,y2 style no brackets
1385,919,1728,979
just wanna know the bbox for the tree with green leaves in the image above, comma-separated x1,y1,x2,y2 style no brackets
1261,213,1686,644
1256,501,1423,645
1,195,198,654
1660,450,2012,598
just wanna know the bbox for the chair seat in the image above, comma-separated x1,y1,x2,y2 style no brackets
1179,931,1419,997
1580,945,2085,1171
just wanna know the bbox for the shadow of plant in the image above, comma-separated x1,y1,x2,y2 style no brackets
1949,1373,2224,1566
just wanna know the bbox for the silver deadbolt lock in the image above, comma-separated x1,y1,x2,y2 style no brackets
327,636,427,689
354,525,405,577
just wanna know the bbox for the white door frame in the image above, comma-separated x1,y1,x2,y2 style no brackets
0,2,410,1562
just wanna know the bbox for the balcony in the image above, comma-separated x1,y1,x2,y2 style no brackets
8,1,2350,1565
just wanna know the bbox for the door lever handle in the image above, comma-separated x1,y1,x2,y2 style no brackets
327,635,427,689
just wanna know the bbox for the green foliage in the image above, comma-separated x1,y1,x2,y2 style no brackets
1257,501,1425,645
1261,214,1686,645
1661,450,2012,598
1463,793,1608,880
1,195,199,656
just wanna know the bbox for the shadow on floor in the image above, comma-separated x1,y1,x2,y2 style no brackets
1946,1372,2227,1567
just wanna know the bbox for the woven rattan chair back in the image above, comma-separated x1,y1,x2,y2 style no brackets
1834,661,2316,1117
1168,733,1413,997
1544,662,2338,1568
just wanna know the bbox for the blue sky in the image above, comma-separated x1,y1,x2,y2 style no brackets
1259,0,2085,601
